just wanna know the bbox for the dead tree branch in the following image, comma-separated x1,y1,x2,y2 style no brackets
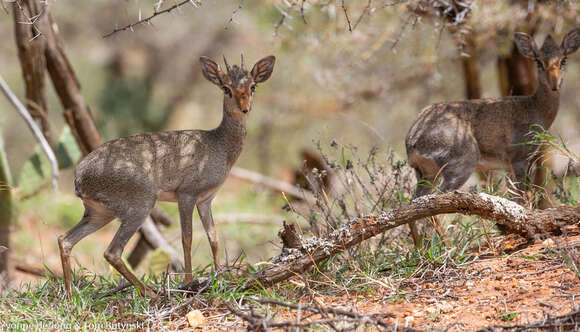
12,259,61,279
103,0,200,38
0,74,58,190
225,0,243,29
341,0,353,32
246,191,578,289
227,297,419,331
44,13,102,156
230,167,316,203
481,306,580,331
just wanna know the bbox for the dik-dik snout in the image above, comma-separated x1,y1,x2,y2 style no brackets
515,30,580,92
200,54,275,117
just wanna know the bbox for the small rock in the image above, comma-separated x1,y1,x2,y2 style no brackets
465,280,475,288
542,238,555,247
437,302,453,313
186,310,205,328
425,306,438,315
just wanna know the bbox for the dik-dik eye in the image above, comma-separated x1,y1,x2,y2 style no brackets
560,57,568,68
222,86,232,98
535,59,545,71
250,84,256,94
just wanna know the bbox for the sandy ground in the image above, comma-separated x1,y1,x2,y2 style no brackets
167,235,579,331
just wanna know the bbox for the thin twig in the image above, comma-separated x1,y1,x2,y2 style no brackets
103,0,199,38
226,297,413,331
273,4,293,36
391,13,417,51
225,0,243,29
14,0,44,41
0,73,58,190
341,0,352,32
300,0,307,24
252,297,395,326
353,0,372,31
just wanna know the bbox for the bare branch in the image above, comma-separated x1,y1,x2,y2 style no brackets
353,0,372,31
103,0,200,38
229,167,316,203
273,4,293,36
227,297,413,331
300,0,307,24
12,259,61,279
225,0,243,29
0,73,58,191
245,191,578,289
391,13,418,51
139,217,182,269
341,0,352,32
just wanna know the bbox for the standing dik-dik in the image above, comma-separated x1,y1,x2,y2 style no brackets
405,29,580,243
58,55,275,296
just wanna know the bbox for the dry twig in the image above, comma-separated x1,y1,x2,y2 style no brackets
103,0,200,38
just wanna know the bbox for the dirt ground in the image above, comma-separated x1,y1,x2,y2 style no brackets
170,234,580,331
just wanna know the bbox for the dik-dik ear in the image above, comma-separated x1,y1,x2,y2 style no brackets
200,56,224,86
561,28,580,56
251,55,276,83
514,32,539,58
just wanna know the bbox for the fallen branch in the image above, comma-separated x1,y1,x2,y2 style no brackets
140,217,182,270
481,306,580,331
248,191,578,288
12,260,61,279
128,206,174,269
226,297,418,331
230,167,315,203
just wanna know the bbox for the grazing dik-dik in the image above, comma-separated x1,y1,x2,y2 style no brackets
405,29,580,244
58,55,275,296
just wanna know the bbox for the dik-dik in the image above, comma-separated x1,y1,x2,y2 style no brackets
405,29,580,243
58,55,275,296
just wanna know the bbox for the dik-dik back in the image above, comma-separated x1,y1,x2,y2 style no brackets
75,130,229,208
406,29,580,196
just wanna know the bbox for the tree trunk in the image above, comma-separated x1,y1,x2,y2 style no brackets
242,192,579,289
0,134,14,286
497,43,536,96
12,0,52,146
461,34,481,100
44,13,102,156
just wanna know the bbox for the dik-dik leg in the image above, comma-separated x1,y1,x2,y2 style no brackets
197,196,220,269
409,145,479,245
104,209,155,297
177,193,197,284
59,206,114,295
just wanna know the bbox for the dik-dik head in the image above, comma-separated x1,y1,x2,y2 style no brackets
514,28,580,91
200,55,275,118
